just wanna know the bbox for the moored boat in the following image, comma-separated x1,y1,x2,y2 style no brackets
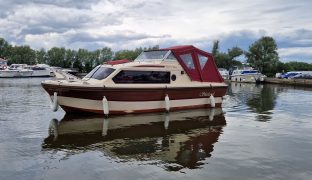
25,64,54,77
230,66,266,83
0,64,33,78
0,58,8,70
41,45,228,115
218,68,230,80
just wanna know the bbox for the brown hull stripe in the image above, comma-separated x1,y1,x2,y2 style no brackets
42,83,227,101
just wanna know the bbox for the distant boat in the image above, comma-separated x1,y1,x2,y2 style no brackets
0,64,33,78
218,68,230,80
230,66,266,83
0,58,8,70
25,64,55,77
0,64,54,78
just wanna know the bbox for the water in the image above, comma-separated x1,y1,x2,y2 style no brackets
1,78,312,180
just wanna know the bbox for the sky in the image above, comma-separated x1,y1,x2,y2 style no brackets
1,0,312,62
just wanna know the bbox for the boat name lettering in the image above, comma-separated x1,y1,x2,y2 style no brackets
199,92,211,97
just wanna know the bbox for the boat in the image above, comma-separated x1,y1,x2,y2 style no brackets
0,64,33,78
43,108,226,170
24,64,54,77
0,63,54,78
0,58,8,70
230,66,266,83
41,45,228,115
218,68,230,80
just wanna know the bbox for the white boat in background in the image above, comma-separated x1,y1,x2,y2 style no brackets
230,67,266,83
0,58,8,70
25,64,54,77
0,63,54,78
218,68,230,80
0,64,33,78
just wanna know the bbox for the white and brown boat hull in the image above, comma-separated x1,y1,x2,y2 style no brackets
42,83,227,115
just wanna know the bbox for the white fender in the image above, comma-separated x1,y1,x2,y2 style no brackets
48,119,59,141
209,108,215,121
165,94,170,112
102,96,109,116
210,94,215,108
102,118,109,136
164,113,170,130
52,92,59,112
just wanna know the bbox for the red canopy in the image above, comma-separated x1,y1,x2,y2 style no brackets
105,59,129,65
162,45,223,83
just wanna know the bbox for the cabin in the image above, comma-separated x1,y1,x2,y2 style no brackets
85,45,224,85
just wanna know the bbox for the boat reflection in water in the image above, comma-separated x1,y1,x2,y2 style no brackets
43,108,226,171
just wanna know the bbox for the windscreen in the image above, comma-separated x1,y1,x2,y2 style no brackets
84,66,115,80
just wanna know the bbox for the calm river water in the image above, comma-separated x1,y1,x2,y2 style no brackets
1,78,312,180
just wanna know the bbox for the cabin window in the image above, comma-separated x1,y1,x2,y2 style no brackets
135,51,169,61
164,52,177,61
84,66,115,80
113,70,170,84
198,54,208,69
180,53,195,69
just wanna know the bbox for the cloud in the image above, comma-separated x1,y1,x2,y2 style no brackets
24,30,171,50
278,47,312,61
0,0,312,62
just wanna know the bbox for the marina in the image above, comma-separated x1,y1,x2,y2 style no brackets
1,0,312,179
1,78,312,179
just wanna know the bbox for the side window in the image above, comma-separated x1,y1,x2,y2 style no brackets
113,71,170,84
198,54,209,70
180,53,195,69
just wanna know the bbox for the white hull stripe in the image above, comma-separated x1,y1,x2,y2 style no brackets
54,96,222,112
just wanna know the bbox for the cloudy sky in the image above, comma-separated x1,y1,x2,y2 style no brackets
1,0,312,62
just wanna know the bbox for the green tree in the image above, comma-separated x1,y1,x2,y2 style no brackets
245,36,279,75
212,40,219,57
99,47,113,63
284,61,312,71
75,49,90,72
113,45,159,61
228,46,243,60
65,49,77,68
47,47,66,67
8,45,36,65
212,41,243,69
0,37,10,58
114,49,141,60
35,48,46,64
214,52,231,69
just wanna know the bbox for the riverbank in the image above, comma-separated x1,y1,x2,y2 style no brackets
264,77,312,87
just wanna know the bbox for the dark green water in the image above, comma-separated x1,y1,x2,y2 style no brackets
1,78,312,180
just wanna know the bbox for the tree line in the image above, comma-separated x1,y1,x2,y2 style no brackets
213,36,312,76
1,36,312,76
0,37,159,72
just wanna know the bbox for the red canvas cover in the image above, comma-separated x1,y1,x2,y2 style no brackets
105,59,129,65
162,45,223,83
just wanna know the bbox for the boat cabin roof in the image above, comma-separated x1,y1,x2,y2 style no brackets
163,45,223,82
97,45,223,83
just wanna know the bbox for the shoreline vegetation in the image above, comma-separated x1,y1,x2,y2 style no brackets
1,36,312,76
